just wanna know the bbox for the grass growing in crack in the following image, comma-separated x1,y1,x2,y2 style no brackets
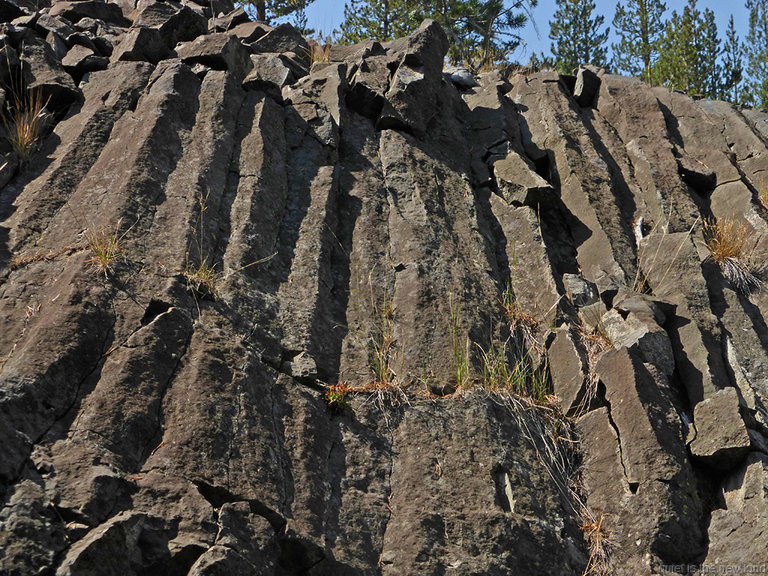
480,280,558,403
367,282,397,387
478,338,514,393
184,258,221,300
347,272,411,411
185,191,220,300
501,278,561,353
450,294,471,390
580,507,613,576
703,215,750,261
491,389,614,575
10,247,72,270
702,215,764,295
477,339,550,402
1,85,48,163
84,221,127,277
573,320,612,415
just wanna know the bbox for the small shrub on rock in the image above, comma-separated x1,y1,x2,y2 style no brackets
324,382,352,412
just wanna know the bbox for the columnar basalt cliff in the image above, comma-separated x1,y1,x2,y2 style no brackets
1,1,768,575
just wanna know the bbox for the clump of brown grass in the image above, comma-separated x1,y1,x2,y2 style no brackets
580,508,613,576
1,86,48,162
84,222,127,277
573,322,612,415
500,281,553,355
703,216,749,262
361,275,403,389
702,216,764,295
308,41,331,65
185,190,221,300
184,258,220,300
353,378,410,410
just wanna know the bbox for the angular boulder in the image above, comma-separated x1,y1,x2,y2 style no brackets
110,27,170,65
548,327,587,414
49,1,129,26
703,453,768,568
573,65,600,108
62,44,108,74
19,35,81,111
601,309,675,376
689,387,751,469
176,33,252,79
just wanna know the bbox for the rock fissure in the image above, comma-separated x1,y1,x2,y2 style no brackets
603,395,632,486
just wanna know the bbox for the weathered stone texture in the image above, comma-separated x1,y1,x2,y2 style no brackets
2,4,768,575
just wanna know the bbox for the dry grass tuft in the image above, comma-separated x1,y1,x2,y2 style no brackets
477,339,550,402
1,86,48,162
184,259,221,300
574,322,612,414
580,508,613,576
352,379,410,410
84,222,127,277
10,247,72,270
702,216,764,295
363,278,400,388
308,41,331,64
500,281,556,355
702,216,749,262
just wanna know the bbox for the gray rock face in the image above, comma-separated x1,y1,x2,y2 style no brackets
573,65,600,107
110,27,169,65
548,328,587,414
704,452,768,568
2,5,768,575
176,33,253,79
585,348,705,572
689,387,751,469
601,308,675,376
250,23,309,61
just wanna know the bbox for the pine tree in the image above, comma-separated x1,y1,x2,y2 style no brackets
744,0,768,108
237,1,316,24
426,0,537,70
339,0,419,43
549,0,609,74
654,0,720,98
340,0,537,70
699,8,721,98
720,16,744,103
611,0,666,85
292,7,315,36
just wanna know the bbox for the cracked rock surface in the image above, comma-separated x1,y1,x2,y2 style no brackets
1,2,768,575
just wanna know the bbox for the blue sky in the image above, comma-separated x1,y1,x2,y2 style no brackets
302,1,751,62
